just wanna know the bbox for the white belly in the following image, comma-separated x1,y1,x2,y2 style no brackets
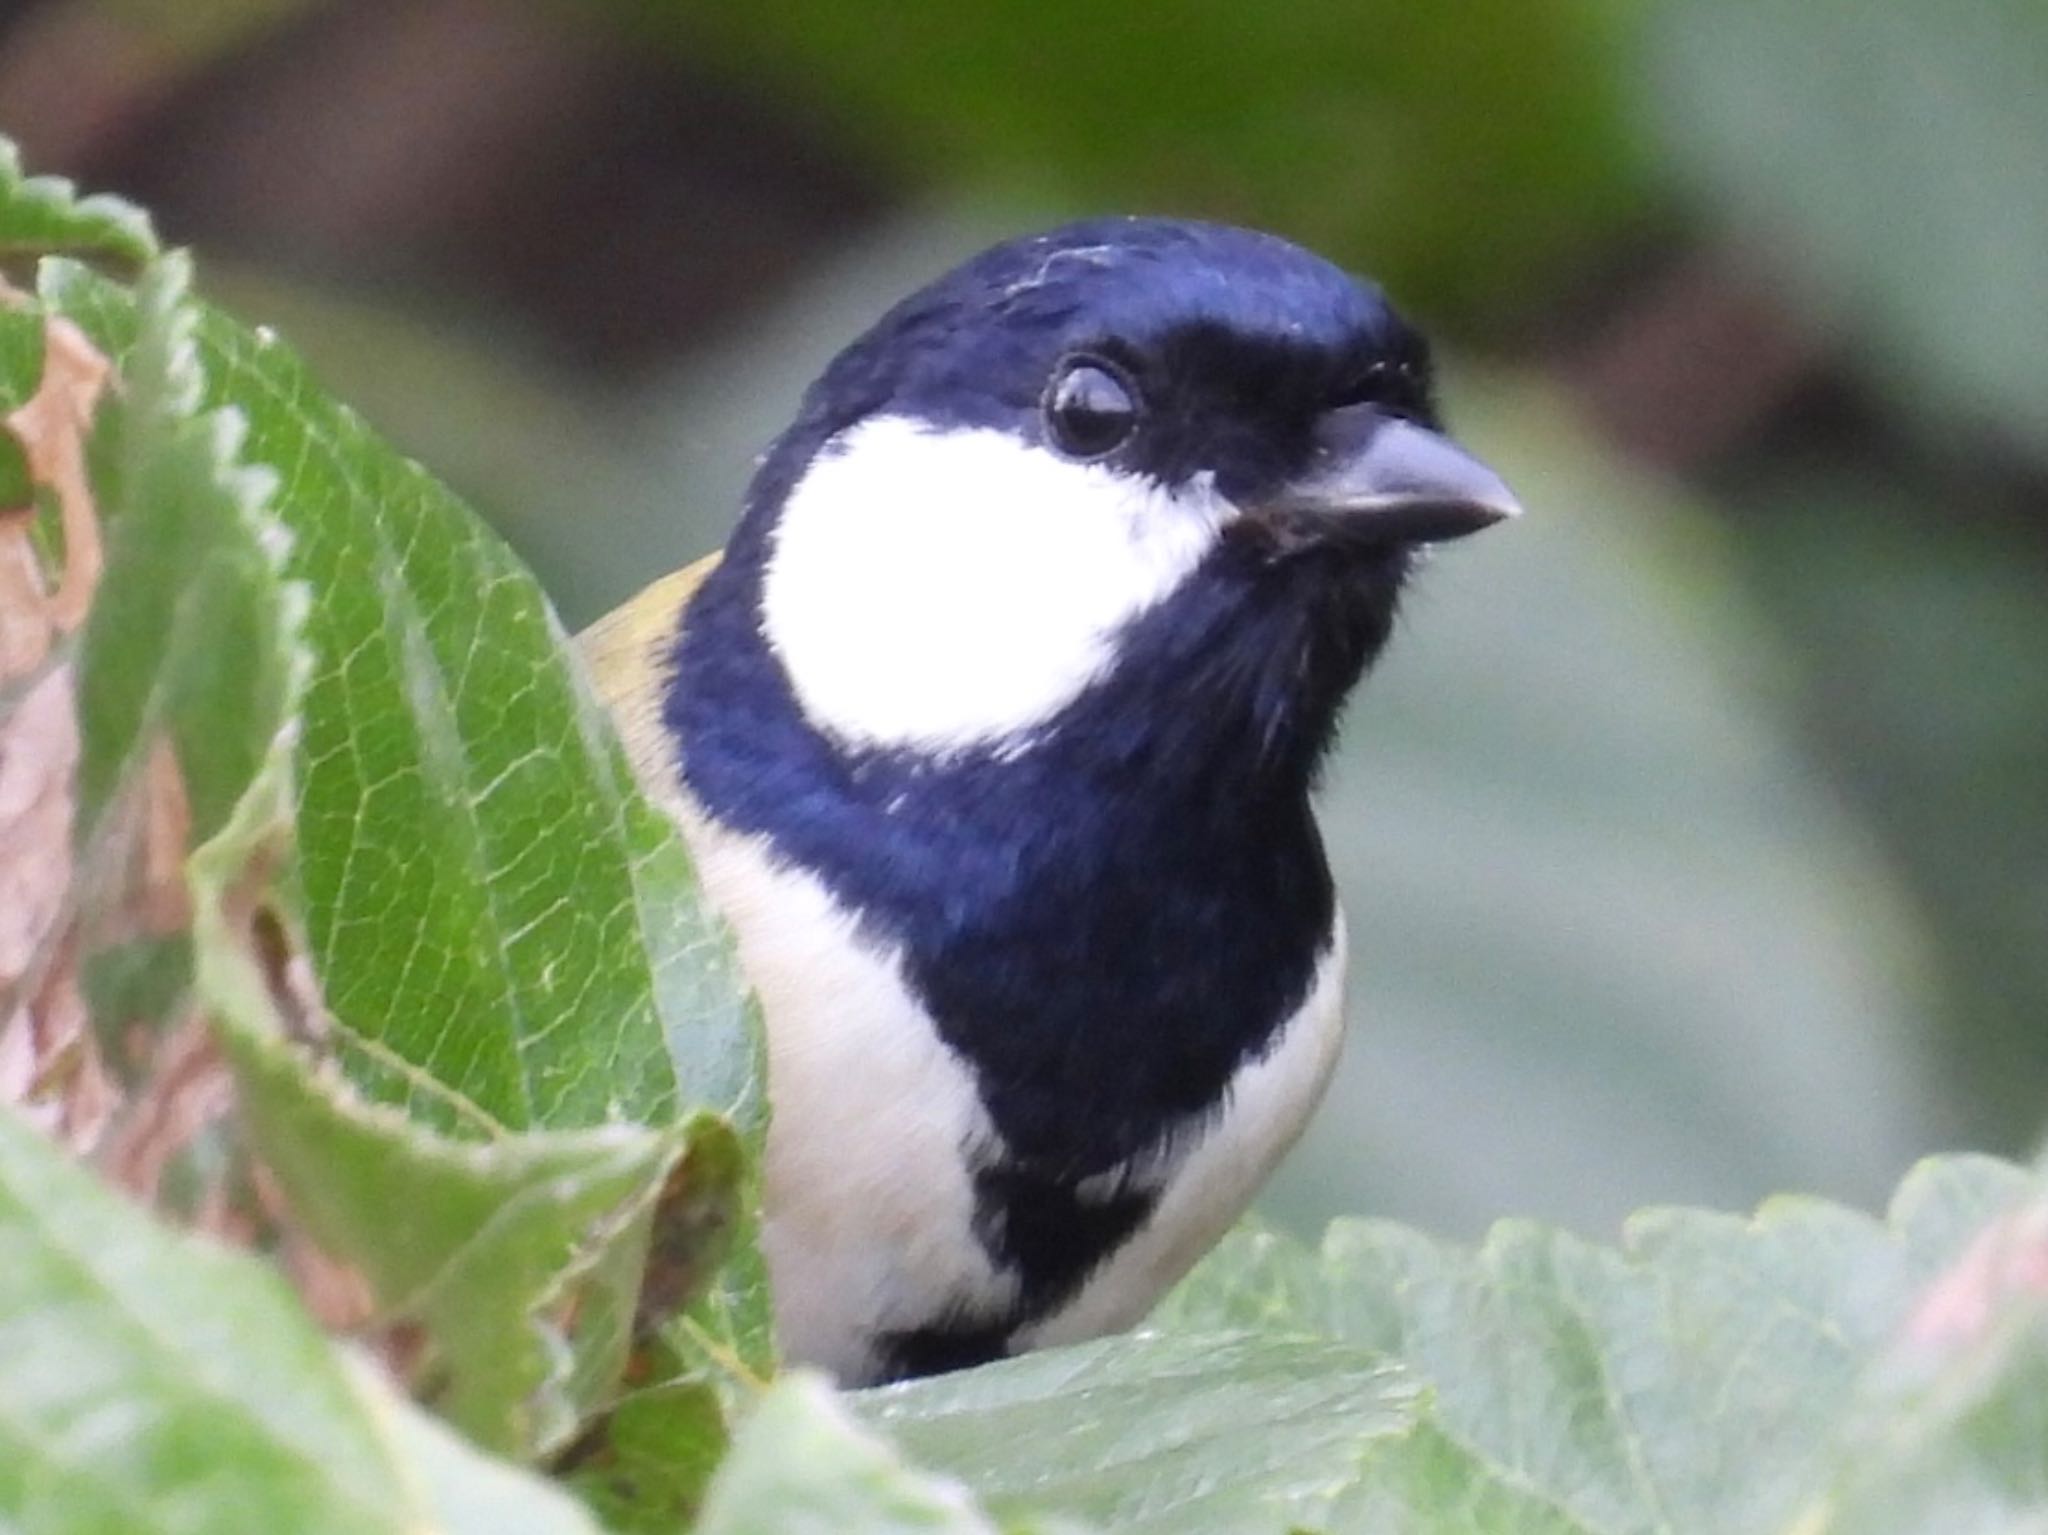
681,804,1348,1381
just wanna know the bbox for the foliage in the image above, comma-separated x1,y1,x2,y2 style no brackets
629,0,1645,327
1647,0,2048,463
858,1330,1415,1532
699,1376,1026,1535
1636,0,2048,1148
2,113,2047,1535
0,1109,608,1535
1151,1158,2032,1533
0,142,764,1515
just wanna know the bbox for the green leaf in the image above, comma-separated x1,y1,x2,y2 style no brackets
1645,0,2048,463
564,1146,776,1529
564,1220,776,1530
53,242,305,1224
565,1378,733,1533
1160,1155,2035,1533
201,917,724,1455
0,225,707,1459
1797,1187,2048,1534
73,295,745,1458
0,136,765,1467
856,1330,1420,1533
73,251,295,862
0,1103,606,1535
27,220,764,1457
702,1374,1041,1535
0,313,36,507
0,199,303,1195
0,137,156,270
0,298,44,406
192,259,700,631
40,256,761,1142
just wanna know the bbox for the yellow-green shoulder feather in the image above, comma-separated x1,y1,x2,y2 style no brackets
579,551,720,795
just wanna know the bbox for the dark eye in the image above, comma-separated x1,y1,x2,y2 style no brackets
1335,353,1432,422
1043,359,1140,458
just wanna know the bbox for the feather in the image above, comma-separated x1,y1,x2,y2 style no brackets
578,551,721,794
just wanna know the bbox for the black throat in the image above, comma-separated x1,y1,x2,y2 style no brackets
668,511,1406,1372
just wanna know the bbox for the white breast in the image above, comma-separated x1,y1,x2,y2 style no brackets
680,806,1019,1382
679,789,1348,1380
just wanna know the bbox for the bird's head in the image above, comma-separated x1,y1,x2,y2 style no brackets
720,217,1519,787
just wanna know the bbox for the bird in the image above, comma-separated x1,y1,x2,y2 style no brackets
581,216,1519,1386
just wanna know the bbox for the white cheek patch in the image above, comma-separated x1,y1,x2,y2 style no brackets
760,416,1234,753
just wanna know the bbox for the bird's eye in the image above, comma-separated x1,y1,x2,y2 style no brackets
1334,353,1432,422
1043,359,1139,458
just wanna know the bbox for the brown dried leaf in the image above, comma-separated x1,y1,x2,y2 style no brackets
0,928,117,1154
0,647,105,1154
8,292,379,1338
0,309,120,1159
97,1010,233,1199
4,310,106,633
633,1127,745,1345
0,309,210,1176
0,346,113,1153
0,513,53,677
211,854,400,1353
0,665,75,994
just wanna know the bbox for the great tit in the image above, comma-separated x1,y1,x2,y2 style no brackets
582,217,1519,1385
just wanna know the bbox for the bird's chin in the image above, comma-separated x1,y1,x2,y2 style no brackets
1228,509,1424,571
1152,519,1408,778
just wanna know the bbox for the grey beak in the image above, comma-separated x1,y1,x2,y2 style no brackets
1268,404,1522,544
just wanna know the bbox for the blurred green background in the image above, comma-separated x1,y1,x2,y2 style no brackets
7,0,2042,1237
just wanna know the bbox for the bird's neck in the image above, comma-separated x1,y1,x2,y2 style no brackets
1035,531,1408,801
668,533,1400,858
